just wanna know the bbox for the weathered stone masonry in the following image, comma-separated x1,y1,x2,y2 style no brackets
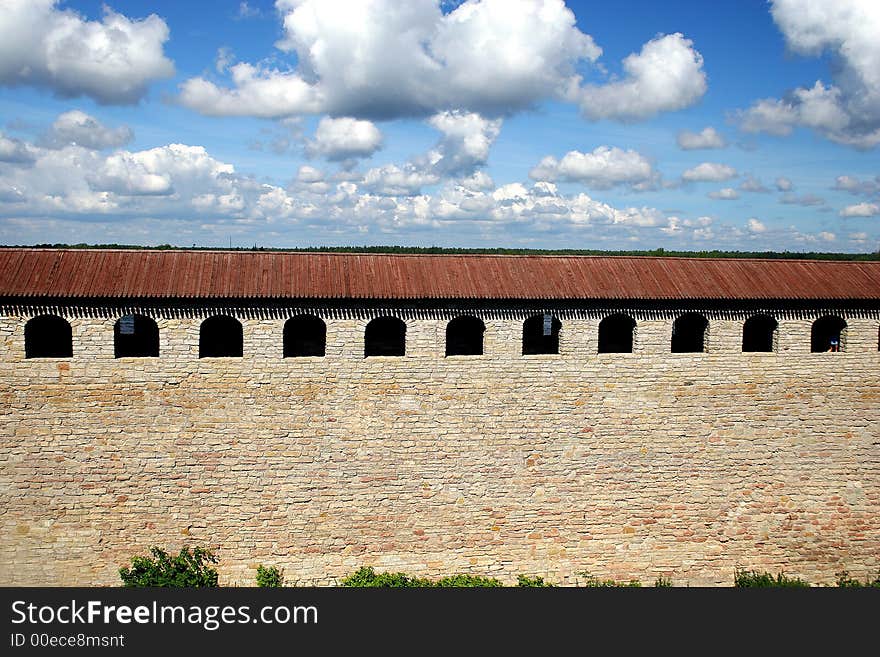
2,300,879,586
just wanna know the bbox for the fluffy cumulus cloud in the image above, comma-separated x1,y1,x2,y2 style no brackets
178,1,704,123
306,117,383,161
2,109,853,250
736,0,880,148
739,175,770,193
0,0,174,104
0,115,281,217
0,133,37,164
708,187,740,200
780,193,825,206
180,0,601,120
576,33,707,121
426,111,502,176
840,202,879,217
676,126,726,150
361,164,441,196
358,110,502,193
747,218,767,233
0,113,689,243
659,215,714,237
529,146,657,191
775,177,793,192
41,110,133,150
833,174,879,196
681,162,738,183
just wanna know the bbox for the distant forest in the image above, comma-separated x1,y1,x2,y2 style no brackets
5,243,880,261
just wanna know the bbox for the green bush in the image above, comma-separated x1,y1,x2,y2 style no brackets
579,572,642,587
517,575,555,587
256,564,285,587
340,566,503,587
341,566,433,587
434,574,504,587
733,569,810,587
836,570,880,588
119,546,218,587
653,577,672,587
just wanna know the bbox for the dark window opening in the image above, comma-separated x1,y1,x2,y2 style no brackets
199,315,243,358
742,314,777,353
114,314,159,358
671,313,708,353
445,316,485,356
25,315,72,359
522,314,561,355
598,314,636,353
364,316,406,357
811,315,846,352
284,315,326,357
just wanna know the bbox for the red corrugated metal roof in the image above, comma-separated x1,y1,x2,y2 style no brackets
1,248,880,300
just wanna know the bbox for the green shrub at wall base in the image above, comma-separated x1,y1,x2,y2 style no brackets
340,566,503,587
340,566,431,587
119,547,218,587
517,575,555,587
733,569,810,587
434,574,503,587
578,572,642,587
836,570,880,587
256,565,285,587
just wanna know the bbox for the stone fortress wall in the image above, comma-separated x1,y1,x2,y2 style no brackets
1,302,879,586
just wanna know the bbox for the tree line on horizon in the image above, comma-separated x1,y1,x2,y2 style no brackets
3,243,880,261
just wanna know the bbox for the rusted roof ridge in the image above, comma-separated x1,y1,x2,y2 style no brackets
2,248,880,300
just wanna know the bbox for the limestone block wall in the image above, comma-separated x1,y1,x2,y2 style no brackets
1,303,879,586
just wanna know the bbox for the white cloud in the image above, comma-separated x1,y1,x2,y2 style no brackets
840,202,879,217
775,177,793,192
739,175,770,193
296,166,324,183
2,109,846,250
42,110,133,150
849,231,869,242
834,175,861,192
180,0,601,120
361,164,440,196
215,47,235,74
529,146,656,190
237,2,261,19
747,218,767,233
746,217,767,233
677,126,726,150
818,231,836,242
577,33,707,121
0,112,683,240
0,132,37,164
356,110,502,193
780,193,825,206
86,143,240,201
660,215,714,236
178,63,323,119
833,174,879,196
306,117,383,161
426,111,502,176
735,0,880,148
681,162,738,183
708,188,740,200
0,122,268,216
0,0,174,104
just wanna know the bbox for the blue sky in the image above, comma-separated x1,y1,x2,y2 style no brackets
0,0,878,250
